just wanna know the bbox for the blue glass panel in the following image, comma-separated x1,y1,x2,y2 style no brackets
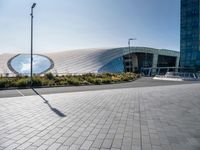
98,57,124,73
8,54,53,75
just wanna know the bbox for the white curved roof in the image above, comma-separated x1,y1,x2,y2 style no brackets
0,53,16,76
44,48,123,74
0,47,179,76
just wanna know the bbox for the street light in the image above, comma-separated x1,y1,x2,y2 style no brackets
128,38,136,72
30,3,36,86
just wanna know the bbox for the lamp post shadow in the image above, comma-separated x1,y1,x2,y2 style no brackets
31,88,66,117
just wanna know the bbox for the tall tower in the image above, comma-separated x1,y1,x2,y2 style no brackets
180,0,200,71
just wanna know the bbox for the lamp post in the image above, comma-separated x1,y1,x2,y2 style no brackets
30,3,36,86
128,38,136,72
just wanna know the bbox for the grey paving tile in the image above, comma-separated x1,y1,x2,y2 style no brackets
112,139,122,149
16,137,29,144
89,148,99,150
36,145,48,150
28,137,40,143
101,139,112,149
47,143,61,150
142,143,152,150
25,145,38,150
68,144,81,150
16,142,32,149
80,140,93,150
121,144,132,150
4,143,20,150
1,83,200,150
111,148,120,150
32,139,46,147
1,140,15,147
63,137,76,146
91,139,103,148
43,138,57,146
57,145,69,150
74,136,87,145
131,145,141,150
87,135,97,141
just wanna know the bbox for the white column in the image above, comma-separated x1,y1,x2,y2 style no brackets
152,53,158,75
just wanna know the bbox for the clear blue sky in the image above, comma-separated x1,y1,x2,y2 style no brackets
0,0,180,54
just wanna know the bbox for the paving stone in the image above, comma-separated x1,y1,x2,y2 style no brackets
112,139,122,148
152,145,162,150
96,134,106,139
80,140,93,150
1,140,15,147
101,139,112,149
36,145,48,150
142,143,152,150
28,136,40,143
57,145,69,150
56,136,67,143
132,145,141,150
16,137,29,144
0,83,200,150
91,139,104,148
74,136,87,145
25,145,38,150
43,138,57,146
68,144,81,150
63,137,76,146
121,144,132,150
32,139,46,147
47,143,61,150
16,142,32,149
111,148,120,150
87,135,97,141
3,143,20,150
89,148,99,150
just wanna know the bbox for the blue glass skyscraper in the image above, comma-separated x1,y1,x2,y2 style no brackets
180,0,200,71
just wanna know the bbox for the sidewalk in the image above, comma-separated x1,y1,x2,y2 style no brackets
0,84,200,150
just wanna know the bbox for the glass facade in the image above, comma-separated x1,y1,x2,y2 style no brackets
136,53,153,68
8,54,54,75
157,55,176,67
180,0,200,71
98,57,124,73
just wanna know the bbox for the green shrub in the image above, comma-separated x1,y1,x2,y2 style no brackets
59,80,69,86
67,77,81,86
85,76,94,83
32,77,43,86
54,77,62,85
85,78,102,85
44,72,55,80
82,73,95,78
0,72,140,88
46,80,55,86
0,78,10,88
111,76,121,82
102,78,112,84
82,80,90,85
14,78,30,87
93,78,102,85
40,79,48,86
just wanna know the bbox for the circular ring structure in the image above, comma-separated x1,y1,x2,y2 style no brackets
7,54,54,76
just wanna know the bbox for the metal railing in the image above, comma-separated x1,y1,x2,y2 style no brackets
154,72,200,81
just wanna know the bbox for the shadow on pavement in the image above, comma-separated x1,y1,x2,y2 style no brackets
32,88,66,117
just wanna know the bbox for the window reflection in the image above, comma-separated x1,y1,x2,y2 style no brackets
8,54,54,75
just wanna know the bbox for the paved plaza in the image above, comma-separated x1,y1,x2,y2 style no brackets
0,83,200,150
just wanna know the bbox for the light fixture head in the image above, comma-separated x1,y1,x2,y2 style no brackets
32,3,36,8
129,38,136,41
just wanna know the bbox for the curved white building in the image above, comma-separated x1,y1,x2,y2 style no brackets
0,47,180,76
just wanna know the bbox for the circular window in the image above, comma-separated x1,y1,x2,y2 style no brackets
8,54,54,75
